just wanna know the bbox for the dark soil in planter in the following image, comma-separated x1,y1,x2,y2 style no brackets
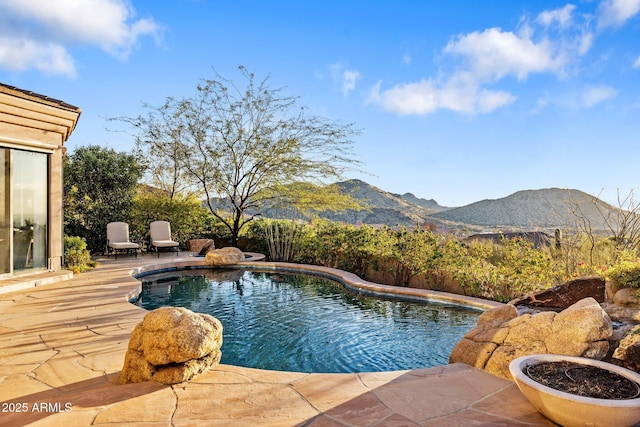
525,361,640,400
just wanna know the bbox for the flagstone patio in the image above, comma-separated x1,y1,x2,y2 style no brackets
0,254,556,426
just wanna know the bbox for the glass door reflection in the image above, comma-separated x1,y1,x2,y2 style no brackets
12,150,48,272
0,149,9,275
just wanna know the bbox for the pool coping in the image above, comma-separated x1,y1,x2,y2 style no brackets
132,255,503,311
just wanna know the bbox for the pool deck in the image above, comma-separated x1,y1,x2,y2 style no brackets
0,254,556,426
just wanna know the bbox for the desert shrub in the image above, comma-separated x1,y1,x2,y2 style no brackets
383,227,439,285
241,218,630,302
555,233,616,278
434,237,497,297
605,255,640,290
294,219,394,276
63,235,97,273
130,193,221,246
242,219,271,254
297,219,358,270
244,218,307,262
432,236,565,302
490,238,558,301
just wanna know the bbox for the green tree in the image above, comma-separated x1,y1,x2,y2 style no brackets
129,106,199,201
127,66,361,246
64,145,145,253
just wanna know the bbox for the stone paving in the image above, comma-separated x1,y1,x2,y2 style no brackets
0,254,556,426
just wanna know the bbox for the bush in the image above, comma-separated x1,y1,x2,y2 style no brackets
63,235,97,274
429,235,565,302
64,146,145,253
296,219,394,276
605,259,640,290
242,218,627,302
130,193,222,246
245,218,306,262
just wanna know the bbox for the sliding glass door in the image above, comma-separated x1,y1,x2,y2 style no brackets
11,150,48,273
0,149,9,275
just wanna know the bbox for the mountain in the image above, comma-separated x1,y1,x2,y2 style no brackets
208,180,620,232
317,180,447,226
428,188,618,231
400,192,448,211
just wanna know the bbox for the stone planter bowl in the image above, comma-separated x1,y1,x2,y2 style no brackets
509,354,640,427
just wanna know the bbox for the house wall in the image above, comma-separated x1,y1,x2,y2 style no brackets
0,84,80,273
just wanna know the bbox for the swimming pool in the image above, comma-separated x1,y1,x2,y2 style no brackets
136,268,480,373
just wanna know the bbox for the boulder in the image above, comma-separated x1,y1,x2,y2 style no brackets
602,302,640,323
119,307,223,385
613,288,640,307
545,297,612,359
188,239,215,254
205,247,245,266
450,298,613,379
612,326,640,372
509,277,606,309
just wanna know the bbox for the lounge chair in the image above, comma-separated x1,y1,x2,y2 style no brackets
106,222,139,259
149,220,180,257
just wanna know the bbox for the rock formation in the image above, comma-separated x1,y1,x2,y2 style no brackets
119,307,223,385
613,288,640,307
612,326,640,372
604,289,640,372
188,239,215,255
509,277,606,309
449,298,613,379
205,247,245,266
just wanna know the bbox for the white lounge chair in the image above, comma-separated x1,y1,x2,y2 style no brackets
149,220,180,257
106,222,139,259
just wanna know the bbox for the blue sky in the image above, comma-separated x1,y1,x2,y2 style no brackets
1,0,639,207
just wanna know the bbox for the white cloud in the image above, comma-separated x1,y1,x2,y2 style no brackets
597,0,640,29
537,4,577,28
579,85,619,107
367,4,607,117
577,32,594,55
341,69,361,96
369,25,565,116
476,88,518,113
633,56,640,68
0,37,76,77
330,63,361,96
366,76,516,115
0,0,161,77
444,27,565,81
402,54,412,66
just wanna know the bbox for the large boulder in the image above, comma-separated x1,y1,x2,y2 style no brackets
612,326,640,372
450,297,613,379
205,247,245,266
119,307,223,385
544,298,612,358
448,305,517,371
509,277,606,309
188,239,215,254
613,288,640,307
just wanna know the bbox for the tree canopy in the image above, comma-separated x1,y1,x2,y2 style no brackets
64,145,145,252
127,66,361,246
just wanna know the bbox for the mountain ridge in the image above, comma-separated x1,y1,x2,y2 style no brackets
323,180,619,232
208,179,620,232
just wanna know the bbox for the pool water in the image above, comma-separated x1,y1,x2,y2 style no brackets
137,269,480,373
